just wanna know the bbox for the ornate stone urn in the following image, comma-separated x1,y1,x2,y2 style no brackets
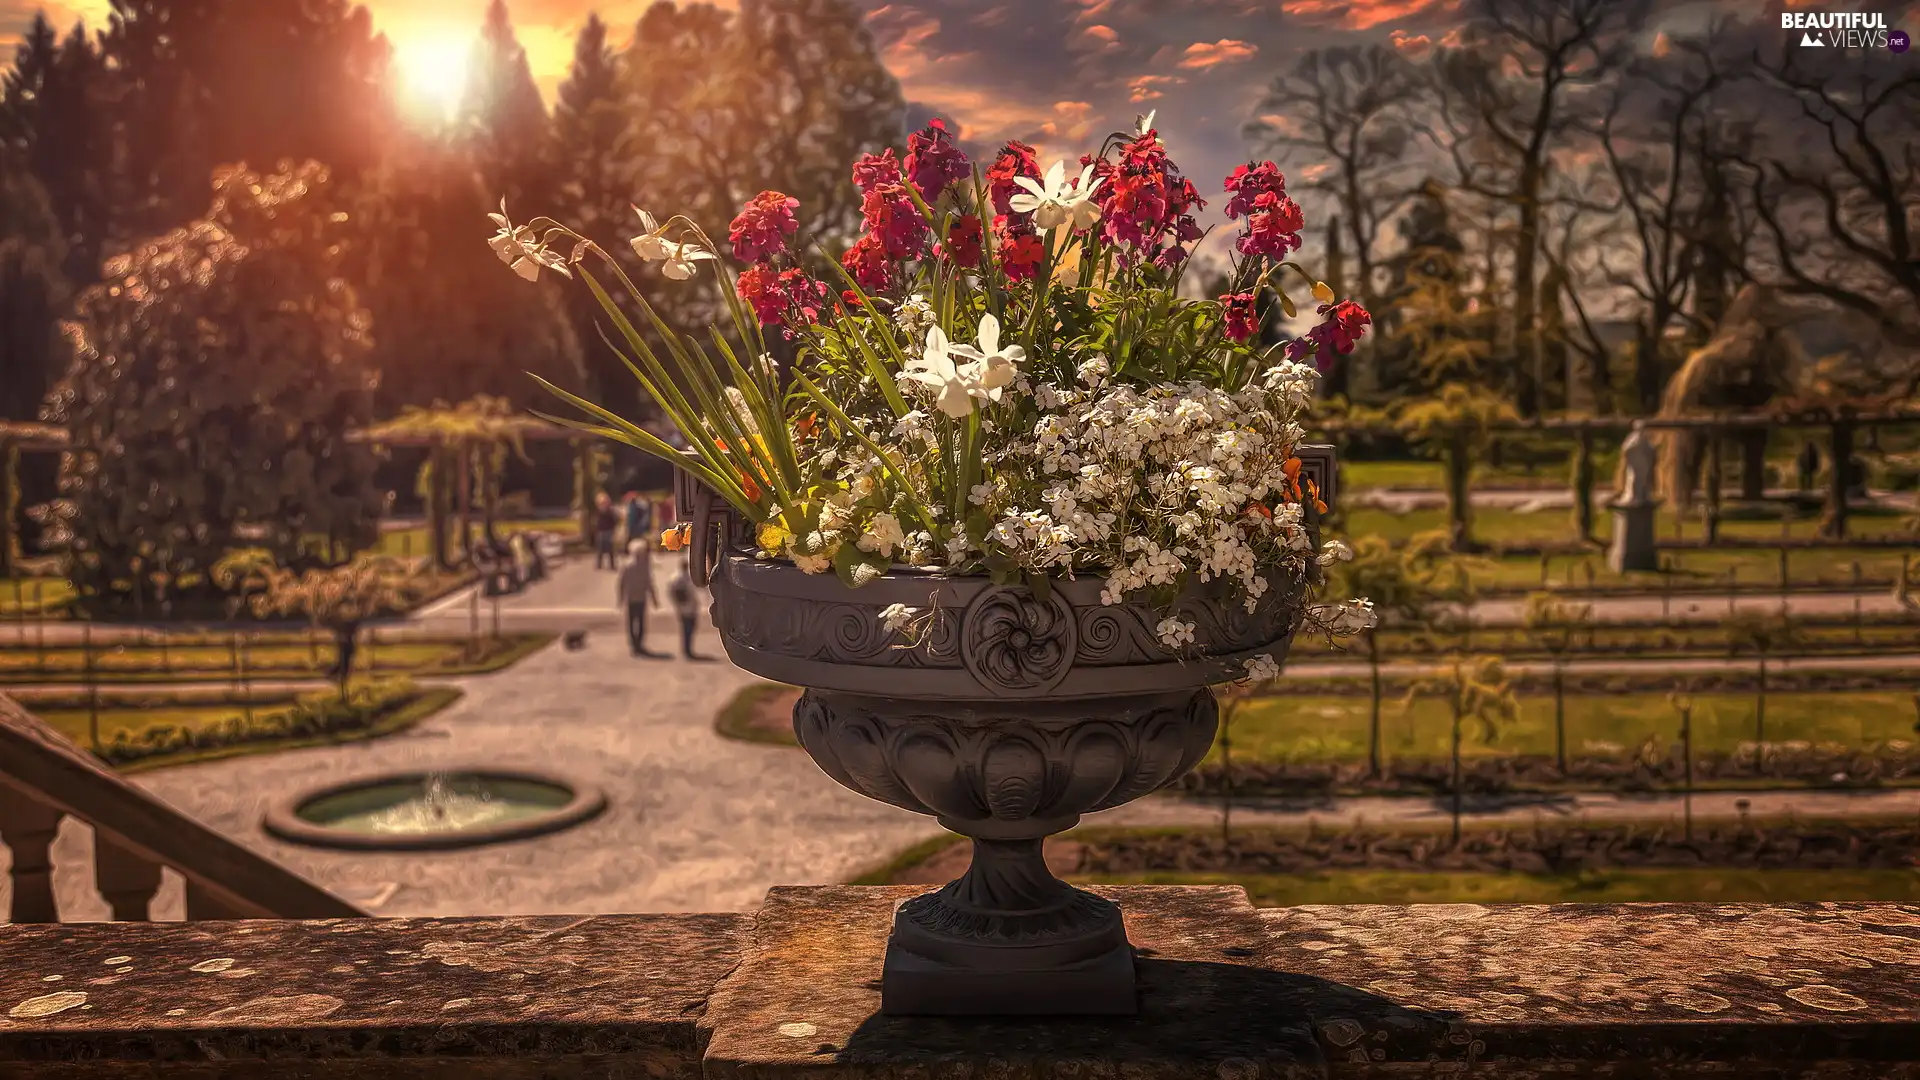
676,447,1336,1016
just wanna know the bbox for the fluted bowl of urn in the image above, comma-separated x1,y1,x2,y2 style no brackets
678,459,1329,1017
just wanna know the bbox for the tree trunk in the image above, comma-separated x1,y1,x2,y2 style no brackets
1739,430,1767,501
1366,632,1382,779
456,442,474,564
1571,429,1594,544
0,440,17,578
1450,703,1464,847
1515,166,1543,417
1446,431,1473,551
428,448,452,572
1821,419,1853,540
1553,658,1566,774
1754,653,1767,769
335,624,356,702
1633,327,1663,415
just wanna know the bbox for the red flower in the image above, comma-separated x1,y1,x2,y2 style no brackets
939,213,983,268
851,148,904,195
1091,131,1204,254
778,268,829,324
1285,299,1373,370
840,234,892,291
987,141,1041,218
1223,161,1287,220
1220,292,1260,343
904,118,971,203
728,191,800,263
839,289,865,308
999,230,1045,283
736,265,786,326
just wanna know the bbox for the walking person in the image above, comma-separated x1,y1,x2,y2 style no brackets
668,565,710,661
623,492,650,560
618,540,665,658
593,491,618,570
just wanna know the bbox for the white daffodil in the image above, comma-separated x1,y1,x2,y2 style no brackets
629,206,672,260
901,326,978,418
658,239,715,280
946,313,1025,404
487,200,569,281
1009,160,1104,231
1135,109,1157,136
879,602,918,633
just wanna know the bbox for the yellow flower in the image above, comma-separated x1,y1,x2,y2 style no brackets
661,524,691,551
758,520,791,552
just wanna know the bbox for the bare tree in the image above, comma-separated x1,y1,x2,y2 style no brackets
1246,45,1421,398
1429,0,1649,416
1731,45,1920,364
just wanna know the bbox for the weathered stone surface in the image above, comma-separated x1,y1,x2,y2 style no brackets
5,891,1920,1079
0,913,748,1079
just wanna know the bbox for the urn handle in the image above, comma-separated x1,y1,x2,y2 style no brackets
672,454,725,588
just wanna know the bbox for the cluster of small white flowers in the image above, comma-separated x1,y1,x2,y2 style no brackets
893,294,936,340
1242,653,1282,683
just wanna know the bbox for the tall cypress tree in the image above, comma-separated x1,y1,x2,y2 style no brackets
460,0,553,213
552,12,635,411
0,14,59,155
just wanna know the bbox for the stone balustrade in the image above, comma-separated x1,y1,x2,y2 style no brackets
3,885,1915,1079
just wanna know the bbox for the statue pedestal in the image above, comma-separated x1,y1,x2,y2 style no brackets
1608,498,1661,574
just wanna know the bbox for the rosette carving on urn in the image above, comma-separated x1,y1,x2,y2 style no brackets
959,586,1077,696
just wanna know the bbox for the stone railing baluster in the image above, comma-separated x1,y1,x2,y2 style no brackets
184,880,250,921
94,835,164,921
0,781,62,923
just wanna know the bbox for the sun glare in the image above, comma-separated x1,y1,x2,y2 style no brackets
394,35,470,119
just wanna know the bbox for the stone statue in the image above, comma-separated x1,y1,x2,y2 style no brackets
1619,421,1657,506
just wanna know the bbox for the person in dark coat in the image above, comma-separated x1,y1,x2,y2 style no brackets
594,492,619,570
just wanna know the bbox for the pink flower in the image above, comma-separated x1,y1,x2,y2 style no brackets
729,191,800,264
1223,161,1287,220
840,234,892,291
861,182,930,260
1091,131,1204,254
905,118,971,203
1220,292,1260,343
852,149,904,195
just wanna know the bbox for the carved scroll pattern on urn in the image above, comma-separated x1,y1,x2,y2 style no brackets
790,689,1219,827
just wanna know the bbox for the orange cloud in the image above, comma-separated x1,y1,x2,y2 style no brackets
1128,74,1183,102
1082,23,1119,43
1388,29,1433,55
1281,0,1460,30
1038,100,1095,144
1177,39,1257,69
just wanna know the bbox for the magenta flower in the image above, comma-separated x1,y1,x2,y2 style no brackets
1223,161,1287,220
904,118,971,203
1220,292,1260,343
861,183,931,260
852,149,904,195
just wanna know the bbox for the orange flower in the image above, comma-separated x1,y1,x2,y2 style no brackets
1282,456,1302,481
661,524,690,551
1245,502,1272,520
1306,479,1328,515
794,413,819,439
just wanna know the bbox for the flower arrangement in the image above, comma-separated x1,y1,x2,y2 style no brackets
489,112,1376,660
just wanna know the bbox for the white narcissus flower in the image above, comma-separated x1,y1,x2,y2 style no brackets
1242,653,1281,683
1135,109,1156,136
901,326,977,419
879,603,918,633
1008,160,1104,231
1316,539,1353,565
947,313,1026,404
629,206,671,260
487,200,570,282
658,239,716,280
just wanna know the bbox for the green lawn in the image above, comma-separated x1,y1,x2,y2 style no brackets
367,516,582,559
0,577,76,616
1341,460,1588,491
0,632,553,684
1224,690,1920,767
1337,503,1915,553
1078,867,1920,904
1292,620,1920,659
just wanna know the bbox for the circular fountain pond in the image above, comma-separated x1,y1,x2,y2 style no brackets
265,770,606,851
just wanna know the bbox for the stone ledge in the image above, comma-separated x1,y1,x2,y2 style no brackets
4,889,1919,1079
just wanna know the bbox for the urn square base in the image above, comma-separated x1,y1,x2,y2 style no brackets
880,938,1137,1016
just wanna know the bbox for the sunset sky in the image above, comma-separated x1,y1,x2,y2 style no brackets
1,0,1904,245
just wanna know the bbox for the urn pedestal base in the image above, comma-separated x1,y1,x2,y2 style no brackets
883,935,1136,1016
